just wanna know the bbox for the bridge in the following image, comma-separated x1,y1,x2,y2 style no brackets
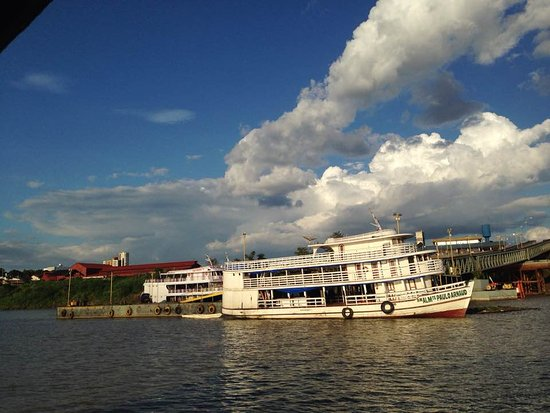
440,239,550,276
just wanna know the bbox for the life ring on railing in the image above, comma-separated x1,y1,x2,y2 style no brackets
208,304,216,314
197,304,205,314
381,301,395,315
126,307,133,316
175,306,182,314
68,311,74,319
154,306,162,315
342,307,354,319
61,309,67,317
164,305,171,315
109,309,115,318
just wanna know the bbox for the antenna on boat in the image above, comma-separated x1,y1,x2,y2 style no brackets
224,252,230,262
369,210,383,231
205,254,214,266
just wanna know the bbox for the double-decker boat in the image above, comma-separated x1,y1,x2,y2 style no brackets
142,265,223,305
222,223,473,319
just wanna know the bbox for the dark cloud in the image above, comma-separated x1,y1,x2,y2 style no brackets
411,72,484,127
258,195,294,208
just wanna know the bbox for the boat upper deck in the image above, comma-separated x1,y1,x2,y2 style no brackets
224,241,435,272
145,266,223,285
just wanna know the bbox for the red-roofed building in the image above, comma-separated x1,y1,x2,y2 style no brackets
41,268,70,282
68,260,200,279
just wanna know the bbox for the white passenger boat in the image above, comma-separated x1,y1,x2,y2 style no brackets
222,223,474,319
142,265,223,304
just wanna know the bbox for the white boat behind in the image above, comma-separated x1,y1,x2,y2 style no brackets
141,265,223,304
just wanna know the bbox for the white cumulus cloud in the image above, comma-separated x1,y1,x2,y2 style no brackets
225,0,550,199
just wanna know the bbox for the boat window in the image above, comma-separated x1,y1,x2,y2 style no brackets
405,279,418,290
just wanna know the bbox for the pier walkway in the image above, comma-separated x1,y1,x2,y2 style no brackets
441,239,550,276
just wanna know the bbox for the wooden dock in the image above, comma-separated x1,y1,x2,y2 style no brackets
56,302,221,319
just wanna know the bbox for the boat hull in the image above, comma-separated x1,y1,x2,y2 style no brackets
222,282,473,319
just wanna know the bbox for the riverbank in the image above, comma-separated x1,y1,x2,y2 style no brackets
0,275,147,310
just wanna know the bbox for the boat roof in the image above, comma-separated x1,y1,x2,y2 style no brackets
161,265,222,276
310,229,412,249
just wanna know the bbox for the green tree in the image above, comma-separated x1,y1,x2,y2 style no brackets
294,246,311,255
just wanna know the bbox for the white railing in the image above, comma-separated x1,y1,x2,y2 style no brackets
256,281,470,309
323,229,400,244
144,275,223,284
345,281,469,304
224,243,432,272
168,286,223,295
242,260,443,289
258,297,326,308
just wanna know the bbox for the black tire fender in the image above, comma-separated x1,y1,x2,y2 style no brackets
342,307,354,319
381,301,395,315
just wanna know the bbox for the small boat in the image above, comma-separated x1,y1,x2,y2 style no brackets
142,265,223,304
222,215,473,319
181,313,222,319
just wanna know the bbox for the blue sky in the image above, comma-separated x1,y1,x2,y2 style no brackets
1,0,549,270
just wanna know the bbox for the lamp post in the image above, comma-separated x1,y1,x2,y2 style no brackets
447,227,455,276
66,270,72,306
393,213,402,233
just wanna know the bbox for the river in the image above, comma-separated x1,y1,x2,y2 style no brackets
1,297,549,412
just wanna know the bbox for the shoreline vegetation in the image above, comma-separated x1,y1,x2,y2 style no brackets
0,275,148,310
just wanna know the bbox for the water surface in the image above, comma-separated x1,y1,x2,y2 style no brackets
1,297,549,412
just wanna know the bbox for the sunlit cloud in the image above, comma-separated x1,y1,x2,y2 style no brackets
224,0,550,200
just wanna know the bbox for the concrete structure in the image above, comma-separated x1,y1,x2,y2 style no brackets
57,302,221,319
470,279,518,302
